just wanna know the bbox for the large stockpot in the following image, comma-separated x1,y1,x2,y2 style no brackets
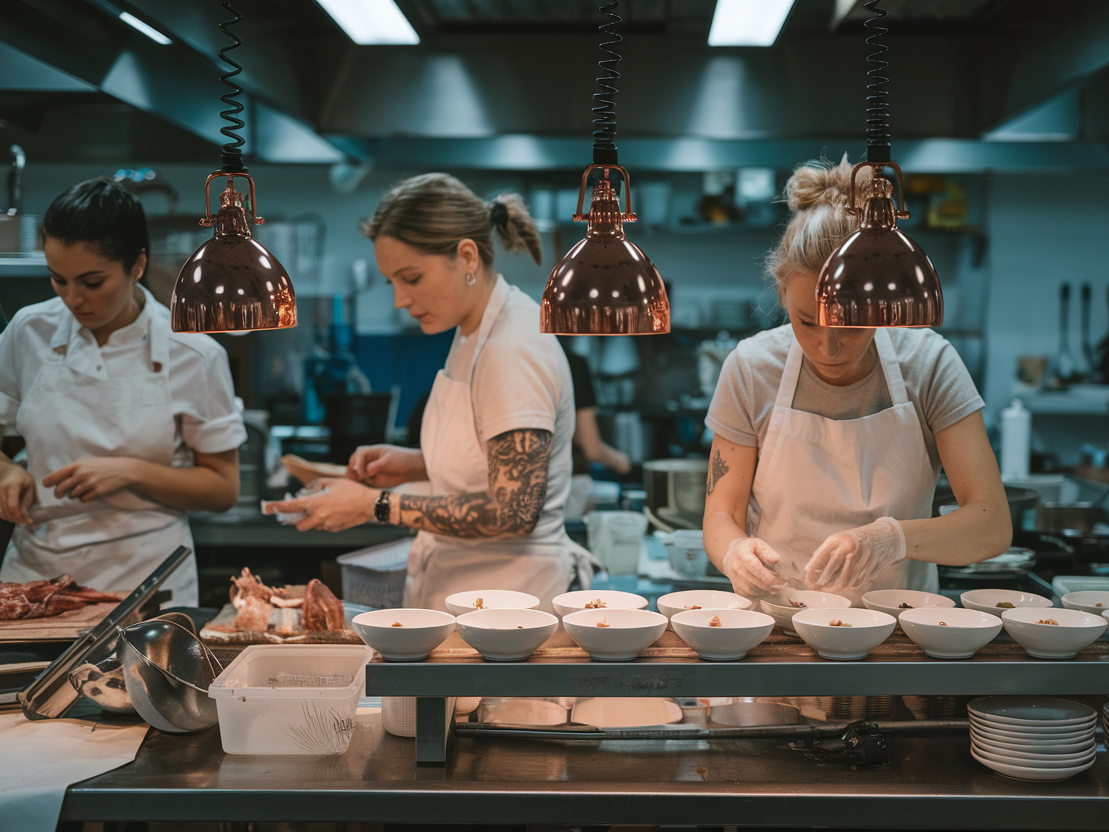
643,458,709,532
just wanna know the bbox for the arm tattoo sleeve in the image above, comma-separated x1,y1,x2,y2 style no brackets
706,449,730,496
398,429,553,539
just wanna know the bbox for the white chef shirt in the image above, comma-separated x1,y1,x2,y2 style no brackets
0,285,246,460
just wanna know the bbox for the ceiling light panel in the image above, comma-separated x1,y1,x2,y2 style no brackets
315,0,420,45
708,0,795,47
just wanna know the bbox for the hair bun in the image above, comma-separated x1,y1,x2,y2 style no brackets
784,153,869,214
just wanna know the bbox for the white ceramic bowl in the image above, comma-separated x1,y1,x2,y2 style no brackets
454,608,558,661
670,608,775,661
562,608,667,662
960,589,1052,617
862,589,955,619
760,590,851,635
444,589,540,617
968,695,1097,726
1060,591,1109,615
970,747,1096,781
791,607,896,661
898,607,1002,659
657,590,752,623
552,589,648,619
1001,607,1108,659
351,609,456,661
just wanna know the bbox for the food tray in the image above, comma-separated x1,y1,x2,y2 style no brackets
200,601,370,646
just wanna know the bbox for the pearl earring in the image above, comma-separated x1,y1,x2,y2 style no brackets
465,273,476,286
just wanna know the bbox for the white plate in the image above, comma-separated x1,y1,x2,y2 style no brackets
970,747,1096,781
971,741,1100,767
967,696,1096,725
571,697,683,729
968,718,1095,743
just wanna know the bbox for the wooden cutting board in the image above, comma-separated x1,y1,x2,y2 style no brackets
0,596,124,642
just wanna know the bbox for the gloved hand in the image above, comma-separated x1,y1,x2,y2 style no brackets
804,516,907,593
722,536,787,597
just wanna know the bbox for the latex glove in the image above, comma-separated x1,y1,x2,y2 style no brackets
721,536,787,597
804,516,907,593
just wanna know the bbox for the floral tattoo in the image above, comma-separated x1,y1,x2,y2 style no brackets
398,429,552,538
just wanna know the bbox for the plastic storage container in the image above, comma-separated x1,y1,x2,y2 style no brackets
208,644,372,755
338,538,412,609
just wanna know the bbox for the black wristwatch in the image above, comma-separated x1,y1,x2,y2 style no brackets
374,490,392,524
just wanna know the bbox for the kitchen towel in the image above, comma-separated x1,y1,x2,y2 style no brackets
0,711,149,831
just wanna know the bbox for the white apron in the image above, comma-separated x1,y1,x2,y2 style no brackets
403,281,588,614
0,306,197,606
748,328,939,606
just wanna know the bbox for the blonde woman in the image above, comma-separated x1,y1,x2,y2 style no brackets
271,174,593,613
703,157,1010,605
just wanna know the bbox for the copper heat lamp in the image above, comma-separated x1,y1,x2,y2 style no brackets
170,1,296,333
540,2,668,335
814,0,942,328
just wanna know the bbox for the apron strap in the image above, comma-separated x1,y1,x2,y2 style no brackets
774,334,805,409
873,329,909,405
457,275,509,385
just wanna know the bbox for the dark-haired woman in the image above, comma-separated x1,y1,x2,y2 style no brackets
0,178,245,605
270,173,594,613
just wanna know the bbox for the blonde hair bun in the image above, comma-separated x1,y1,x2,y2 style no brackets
784,153,866,213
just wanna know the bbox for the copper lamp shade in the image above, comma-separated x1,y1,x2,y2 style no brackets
170,173,296,333
541,165,669,335
815,161,942,328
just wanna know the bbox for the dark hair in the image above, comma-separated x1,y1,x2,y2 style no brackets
361,173,542,268
41,177,149,272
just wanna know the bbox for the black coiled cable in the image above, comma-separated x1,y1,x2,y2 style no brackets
863,0,890,164
217,0,247,173
591,3,621,166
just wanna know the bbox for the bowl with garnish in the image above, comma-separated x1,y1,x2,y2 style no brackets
444,589,540,617
656,590,752,626
562,608,667,661
351,608,456,662
1000,607,1108,659
862,589,955,620
552,589,648,619
791,607,896,660
1060,591,1109,616
959,589,1052,617
454,608,559,661
670,608,775,661
898,607,1003,659
760,590,851,635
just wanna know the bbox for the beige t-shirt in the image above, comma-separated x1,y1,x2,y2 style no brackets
705,324,984,470
445,277,575,541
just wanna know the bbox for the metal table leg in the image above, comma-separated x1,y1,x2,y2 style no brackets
415,696,452,765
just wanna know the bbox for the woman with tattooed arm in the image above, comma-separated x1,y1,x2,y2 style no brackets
269,174,592,613
702,157,1010,606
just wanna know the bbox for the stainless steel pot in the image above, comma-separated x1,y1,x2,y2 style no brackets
643,458,709,531
1033,503,1109,570
934,484,1039,532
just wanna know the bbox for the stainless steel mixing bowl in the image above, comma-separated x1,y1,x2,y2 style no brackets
68,657,135,714
117,618,222,734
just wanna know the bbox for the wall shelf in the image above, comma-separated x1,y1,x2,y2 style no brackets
0,253,47,278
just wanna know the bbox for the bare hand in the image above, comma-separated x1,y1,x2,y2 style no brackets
721,536,786,597
42,457,137,502
0,460,34,524
346,444,423,487
267,477,377,532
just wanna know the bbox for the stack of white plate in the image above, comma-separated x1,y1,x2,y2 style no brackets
968,696,1099,781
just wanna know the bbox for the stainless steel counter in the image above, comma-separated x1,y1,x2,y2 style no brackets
59,712,1109,828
